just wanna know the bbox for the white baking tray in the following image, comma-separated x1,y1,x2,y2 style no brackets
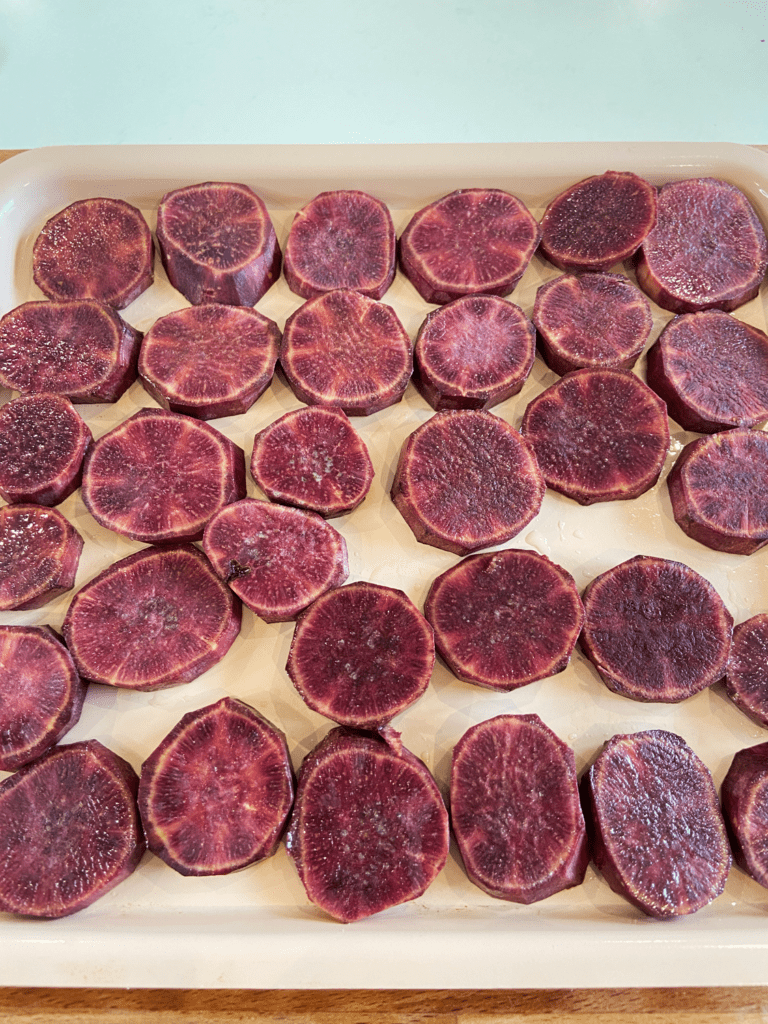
1,142,768,989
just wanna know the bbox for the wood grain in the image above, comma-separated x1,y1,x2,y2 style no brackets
1,144,767,1023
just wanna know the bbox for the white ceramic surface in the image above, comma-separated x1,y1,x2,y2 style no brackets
1,142,768,988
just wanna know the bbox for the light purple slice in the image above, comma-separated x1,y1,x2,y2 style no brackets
139,697,295,876
139,303,280,419
81,408,246,543
724,615,768,728
399,189,540,304
532,272,653,376
156,181,281,306
62,544,241,691
721,742,768,889
0,394,92,505
202,498,348,622
0,625,87,772
520,368,669,505
32,197,154,309
636,177,768,313
250,406,374,518
0,299,142,403
451,715,588,903
284,190,396,299
0,739,145,918
280,289,412,415
286,726,449,922
413,294,536,411
0,504,83,611
392,409,544,556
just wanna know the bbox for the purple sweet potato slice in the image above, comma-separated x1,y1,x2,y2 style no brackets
285,726,449,922
138,696,295,876
286,582,434,729
250,406,374,518
32,197,154,309
721,741,768,888
0,299,142,403
581,729,731,919
646,311,768,433
280,289,412,416
667,428,768,554
539,171,657,273
202,498,348,623
0,504,83,611
0,625,87,772
399,188,540,305
81,407,245,544
139,303,280,420
413,294,535,411
636,177,768,314
0,394,92,505
580,554,733,703
62,544,241,691
0,739,144,918
451,714,588,903
724,615,768,728
284,190,396,300
520,367,669,505
156,181,281,306
391,409,544,556
425,549,583,691
532,272,653,376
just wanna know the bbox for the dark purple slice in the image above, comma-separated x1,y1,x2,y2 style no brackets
0,626,86,772
81,407,245,543
32,197,154,309
413,294,535,411
156,181,281,306
581,729,731,919
280,289,412,416
425,549,583,691
139,304,280,419
62,544,241,691
532,272,653,376
250,406,374,518
667,428,768,554
391,409,544,556
0,394,92,505
286,582,434,729
539,171,657,273
202,498,348,623
451,715,588,903
138,697,295,876
0,299,142,403
721,742,768,889
0,739,144,918
724,615,768,727
399,188,540,305
636,177,768,314
285,726,449,922
646,311,768,433
284,190,396,300
0,504,83,611
580,555,733,703
520,368,669,505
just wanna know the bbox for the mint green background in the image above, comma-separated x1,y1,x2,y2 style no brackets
0,0,765,146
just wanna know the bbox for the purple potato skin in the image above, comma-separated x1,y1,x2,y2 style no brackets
0,739,145,918
581,729,731,919
0,625,87,772
721,742,768,889
451,715,588,903
139,697,295,876
286,726,449,922
0,394,92,506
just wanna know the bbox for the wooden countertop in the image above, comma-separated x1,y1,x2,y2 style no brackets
1,145,767,1023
